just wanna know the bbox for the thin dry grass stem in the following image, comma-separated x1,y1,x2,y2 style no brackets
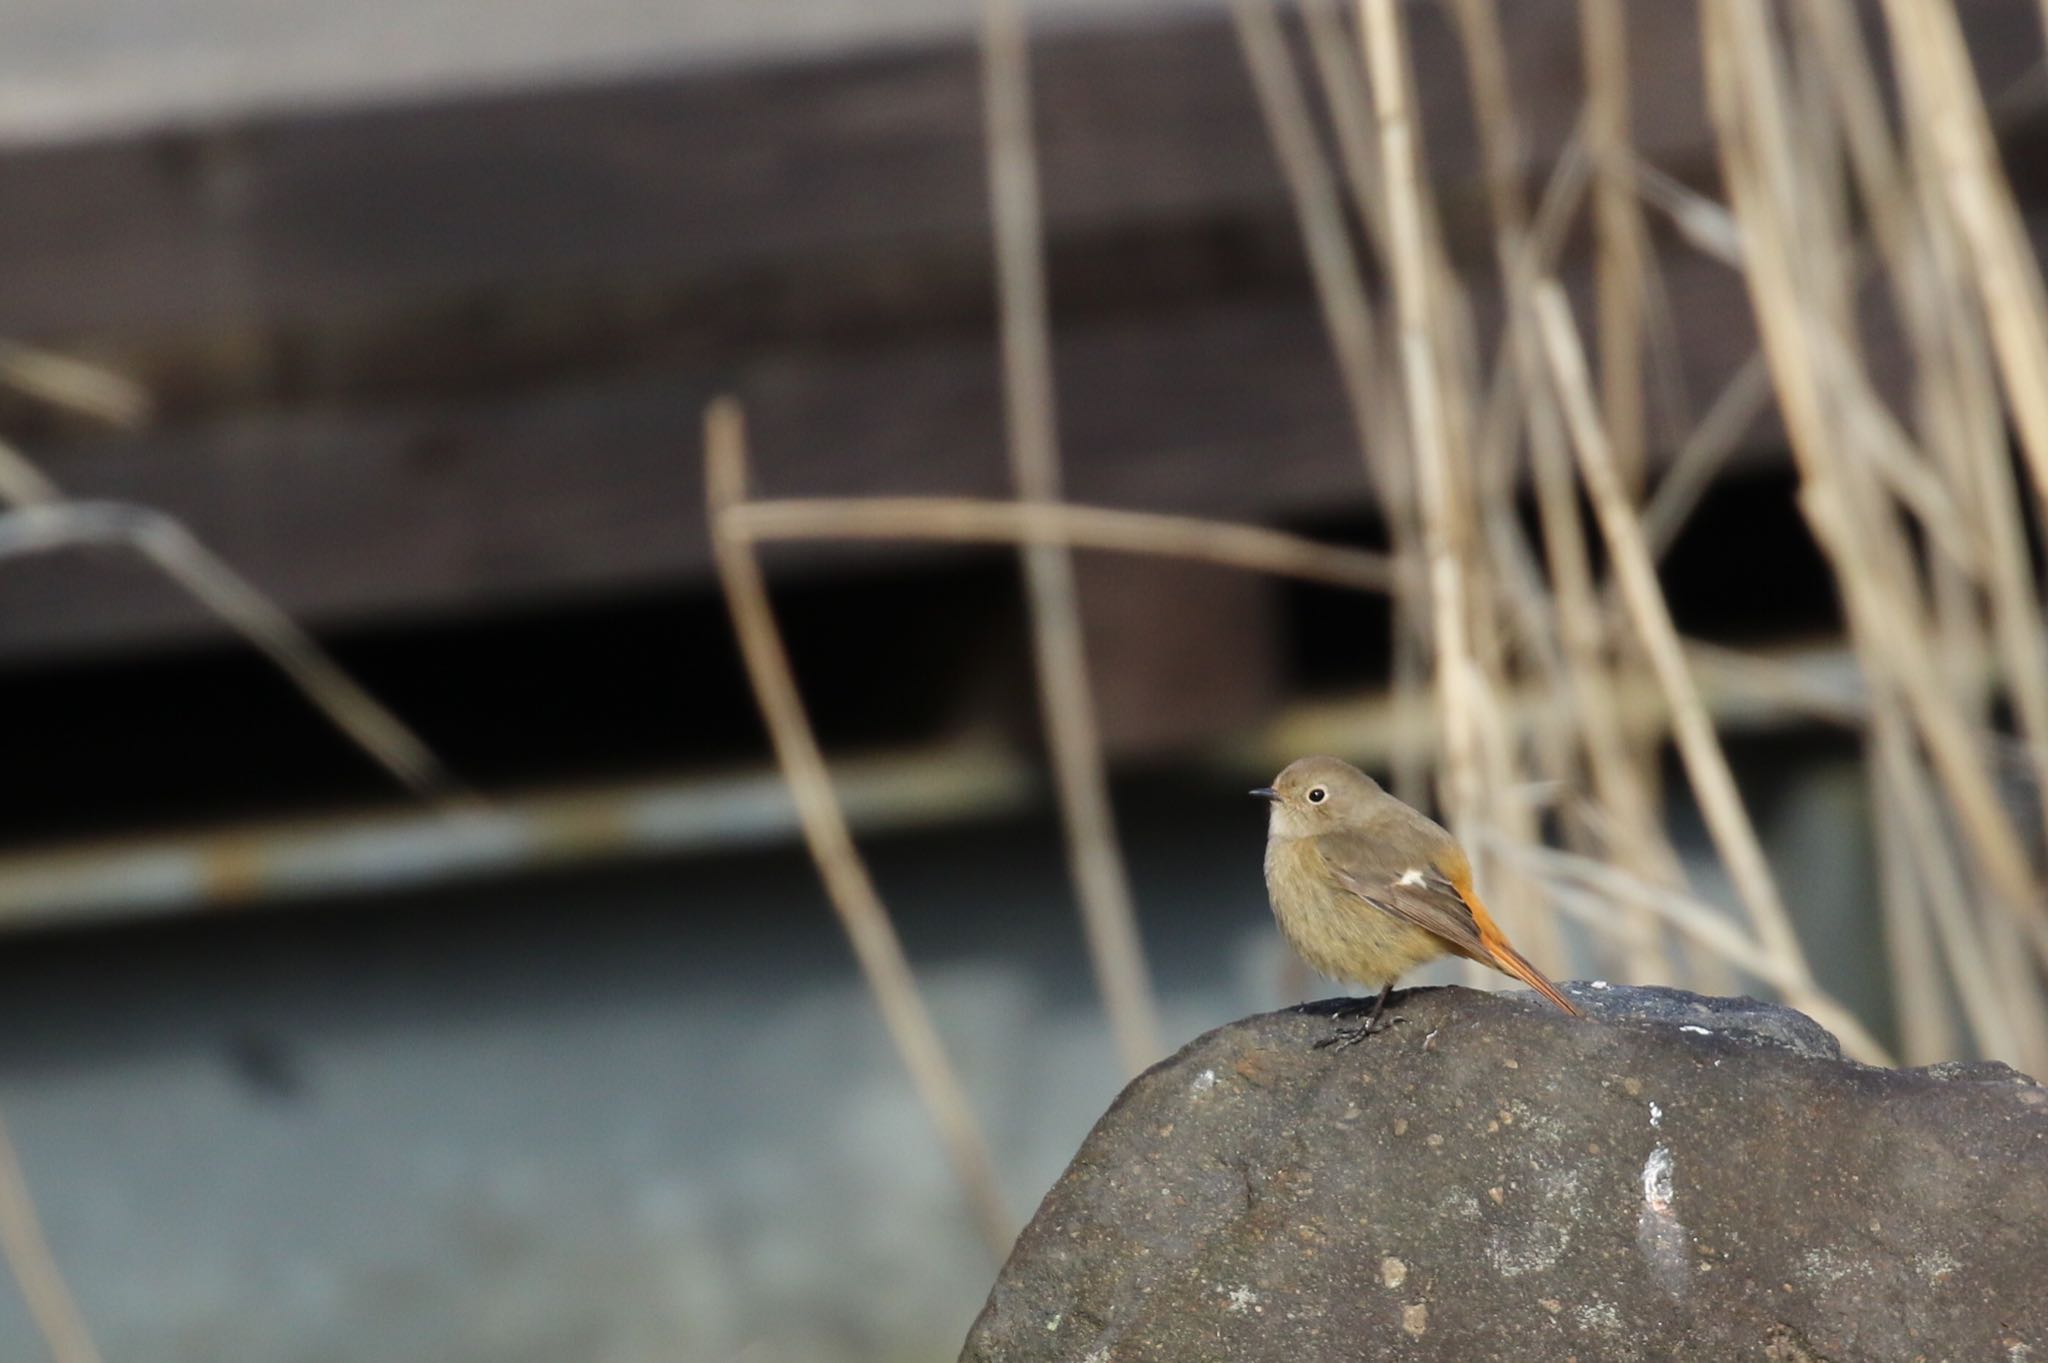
1577,0,1650,500
1855,0,2048,856
1535,282,1816,981
0,1112,101,1363
1360,0,1489,843
1229,0,1398,505
1638,354,1770,562
0,439,60,505
1807,336,1980,575
723,497,1396,592
1703,1,2048,1000
0,499,464,806
1871,700,2027,1061
1487,837,1892,1062
1632,161,1745,267
982,0,1161,1076
1894,136,2048,1029
1297,0,1391,264
1881,0,2048,546
1635,218,1697,451
1798,0,2030,769
1876,773,1958,1065
0,342,150,430
1231,0,1436,832
1531,124,1594,271
704,400,1014,1257
1445,0,1677,981
1362,0,1534,992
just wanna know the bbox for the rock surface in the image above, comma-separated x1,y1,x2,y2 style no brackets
960,985,2048,1362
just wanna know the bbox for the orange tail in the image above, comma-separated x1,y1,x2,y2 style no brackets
1482,939,1582,1016
1448,869,1583,1016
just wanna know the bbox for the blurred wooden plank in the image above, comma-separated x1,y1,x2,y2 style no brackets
2,234,1782,661
0,0,1731,354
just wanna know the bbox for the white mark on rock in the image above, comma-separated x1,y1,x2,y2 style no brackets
1401,1302,1429,1337
1590,980,1611,990
1487,1166,1579,1277
1801,1247,1859,1289
1648,1102,1663,1128
1224,1284,1259,1314
1192,1069,1217,1093
1574,1299,1623,1334
1641,1147,1673,1209
1679,1025,1713,1035
1046,1312,1062,1331
1916,1249,1960,1283
1380,1256,1408,1289
1636,1146,1690,1298
1487,1219,1571,1277
1081,1349,1112,1363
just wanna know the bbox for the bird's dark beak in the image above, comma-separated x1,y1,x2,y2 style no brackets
1249,787,1279,802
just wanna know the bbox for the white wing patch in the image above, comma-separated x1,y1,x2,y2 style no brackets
1397,868,1427,888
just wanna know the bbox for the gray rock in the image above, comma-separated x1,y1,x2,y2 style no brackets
961,985,2048,1362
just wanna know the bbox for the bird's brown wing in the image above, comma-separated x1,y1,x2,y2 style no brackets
1317,828,1583,1016
1315,830,1487,960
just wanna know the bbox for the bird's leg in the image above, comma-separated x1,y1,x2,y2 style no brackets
1313,983,1401,1048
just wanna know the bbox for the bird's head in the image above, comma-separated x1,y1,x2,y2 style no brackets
1251,755,1386,840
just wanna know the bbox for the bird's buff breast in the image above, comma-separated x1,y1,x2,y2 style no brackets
1263,835,1448,987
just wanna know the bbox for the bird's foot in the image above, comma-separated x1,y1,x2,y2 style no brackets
1293,993,1395,1020
1313,1015,1404,1049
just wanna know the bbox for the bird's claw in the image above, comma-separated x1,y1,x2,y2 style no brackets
1313,1015,1405,1049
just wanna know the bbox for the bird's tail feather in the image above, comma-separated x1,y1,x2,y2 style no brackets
1483,940,1582,1017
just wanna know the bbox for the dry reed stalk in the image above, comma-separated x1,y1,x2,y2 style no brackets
1882,62,2048,1046
1231,0,1437,831
1633,214,1697,454
1638,355,1771,562
0,342,149,429
1631,161,1746,267
1880,0,2048,545
1229,0,1399,504
1706,0,2048,1077
1489,838,1891,1061
0,1113,101,1363
1534,282,1816,979
0,499,463,807
1361,0,1529,993
1876,772,1959,1064
1297,0,1391,264
1577,0,1650,499
1329,0,1544,961
1359,0,1490,839
981,0,1161,1076
1702,1,2048,995
1854,0,2048,852
1445,0,1677,981
722,497,1396,592
1870,699,2026,1061
1799,0,2048,809
704,399,1013,1257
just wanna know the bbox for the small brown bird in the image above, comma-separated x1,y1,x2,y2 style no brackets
1254,755,1581,1040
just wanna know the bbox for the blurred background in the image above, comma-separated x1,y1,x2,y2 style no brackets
3,0,2048,1359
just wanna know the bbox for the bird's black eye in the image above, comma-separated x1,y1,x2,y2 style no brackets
1307,787,1327,804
